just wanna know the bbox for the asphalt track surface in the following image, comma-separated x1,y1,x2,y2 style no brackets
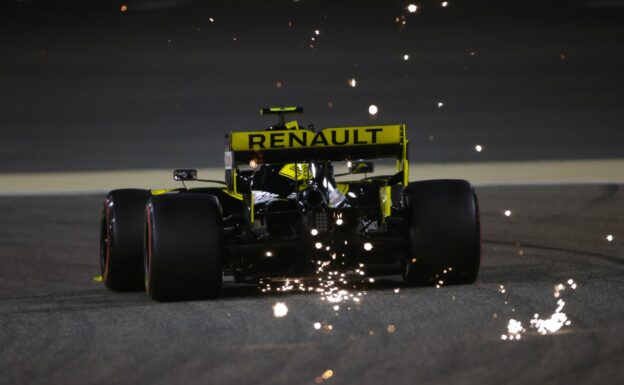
1,184,623,385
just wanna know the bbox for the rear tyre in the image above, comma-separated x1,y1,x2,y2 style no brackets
402,179,481,286
145,193,224,301
100,189,150,291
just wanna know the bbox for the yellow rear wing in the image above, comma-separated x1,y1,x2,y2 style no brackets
225,124,409,187
228,124,406,163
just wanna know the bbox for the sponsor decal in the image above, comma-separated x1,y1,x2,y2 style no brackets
230,125,401,151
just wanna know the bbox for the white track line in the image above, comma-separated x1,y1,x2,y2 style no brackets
0,159,622,196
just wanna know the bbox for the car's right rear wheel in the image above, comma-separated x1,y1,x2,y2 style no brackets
145,193,224,301
402,179,481,286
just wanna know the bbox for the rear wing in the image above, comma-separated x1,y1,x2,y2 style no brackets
228,125,406,163
224,124,409,190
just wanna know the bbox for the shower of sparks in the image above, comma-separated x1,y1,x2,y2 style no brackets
403,54,410,61
348,78,357,87
502,280,577,341
272,302,288,317
504,210,512,217
368,105,378,116
407,4,418,13
606,234,614,242
475,144,483,152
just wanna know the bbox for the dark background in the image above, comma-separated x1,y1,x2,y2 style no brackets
1,0,623,172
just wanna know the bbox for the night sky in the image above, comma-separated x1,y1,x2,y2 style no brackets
1,0,623,171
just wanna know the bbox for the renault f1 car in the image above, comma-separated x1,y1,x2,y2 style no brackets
99,107,481,301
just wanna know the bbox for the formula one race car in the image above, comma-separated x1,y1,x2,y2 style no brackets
99,107,481,301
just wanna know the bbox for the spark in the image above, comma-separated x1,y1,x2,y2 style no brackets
315,29,320,35
333,305,340,311
606,234,614,242
209,17,215,22
403,54,410,61
265,251,273,257
504,210,512,217
314,322,322,330
276,81,283,88
368,105,378,116
336,218,344,226
437,101,444,108
120,4,128,12
363,242,373,251
272,302,288,317
315,242,323,249
441,1,448,7
502,319,525,341
311,229,319,236
530,300,569,334
394,288,400,293
407,4,418,13
475,144,483,152
387,324,396,333
348,78,357,87
249,159,257,169
368,278,375,283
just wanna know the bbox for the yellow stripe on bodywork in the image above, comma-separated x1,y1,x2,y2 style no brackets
380,186,392,221
151,189,175,195
222,189,244,200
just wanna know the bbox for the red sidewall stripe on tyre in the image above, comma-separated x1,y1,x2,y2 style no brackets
103,198,111,282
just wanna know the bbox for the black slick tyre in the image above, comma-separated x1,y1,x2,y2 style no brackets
100,189,150,291
145,193,224,301
402,179,481,286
